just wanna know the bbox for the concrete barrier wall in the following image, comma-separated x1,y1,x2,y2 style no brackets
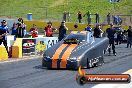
24,20,129,32
11,37,58,58
12,38,22,58
0,45,8,61
23,20,87,32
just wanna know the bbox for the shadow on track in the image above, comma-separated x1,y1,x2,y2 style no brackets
33,65,78,71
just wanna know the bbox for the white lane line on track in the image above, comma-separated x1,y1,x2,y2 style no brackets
92,69,132,88
0,56,42,64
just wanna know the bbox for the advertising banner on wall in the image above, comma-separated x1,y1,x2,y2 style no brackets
22,38,36,56
21,37,58,56
36,37,58,55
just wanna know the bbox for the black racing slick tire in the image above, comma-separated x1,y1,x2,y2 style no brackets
42,58,45,67
77,76,87,85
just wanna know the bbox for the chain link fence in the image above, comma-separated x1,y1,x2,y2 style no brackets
119,15,132,25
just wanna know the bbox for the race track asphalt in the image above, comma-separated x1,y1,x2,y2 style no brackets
0,44,132,88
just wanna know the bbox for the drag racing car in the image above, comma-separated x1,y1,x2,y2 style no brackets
42,31,109,69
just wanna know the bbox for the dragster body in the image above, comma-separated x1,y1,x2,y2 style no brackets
42,31,109,69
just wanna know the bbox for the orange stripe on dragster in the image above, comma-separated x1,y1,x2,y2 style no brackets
60,44,78,68
52,44,68,68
